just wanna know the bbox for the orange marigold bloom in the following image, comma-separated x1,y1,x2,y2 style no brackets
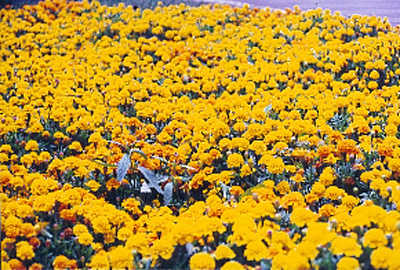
226,153,244,168
53,255,77,270
16,241,35,261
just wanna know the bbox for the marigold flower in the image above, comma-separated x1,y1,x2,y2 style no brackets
121,198,142,215
69,141,83,152
86,250,109,270
85,180,101,192
244,240,269,261
290,207,319,227
319,167,336,186
214,244,236,260
25,140,39,151
370,246,392,269
108,246,134,269
337,257,360,270
5,215,23,238
363,228,388,248
331,236,362,257
78,232,94,245
267,157,285,174
221,261,245,270
189,252,215,270
28,263,43,270
16,241,35,261
53,255,77,270
7,259,25,270
226,153,244,168
92,216,111,234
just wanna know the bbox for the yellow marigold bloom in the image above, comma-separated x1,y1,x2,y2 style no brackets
25,140,39,151
226,153,244,168
16,241,35,261
0,144,13,153
73,224,89,236
319,167,336,186
341,195,360,209
231,137,250,151
325,186,346,201
87,250,109,270
189,252,215,270
249,140,266,155
126,233,149,255
370,246,392,269
337,139,358,156
221,261,245,270
290,207,319,227
363,228,388,248
17,204,33,219
106,178,121,190
92,216,111,234
109,246,133,269
276,181,290,195
244,239,269,261
121,198,142,215
151,236,175,260
304,222,335,246
85,180,101,192
53,255,77,270
331,236,362,257
0,170,12,186
337,257,360,270
296,240,319,260
267,157,285,174
214,245,236,260
368,80,378,90
281,191,306,209
324,153,339,164
78,232,94,245
32,195,55,212
117,227,133,241
240,164,253,177
230,186,244,198
69,141,83,152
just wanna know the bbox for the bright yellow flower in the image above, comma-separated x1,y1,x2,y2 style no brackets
221,261,245,270
189,252,215,270
331,236,362,257
363,228,388,248
78,232,94,245
337,257,361,270
290,207,319,227
226,153,244,168
244,240,269,261
109,246,134,269
16,241,35,261
214,244,236,260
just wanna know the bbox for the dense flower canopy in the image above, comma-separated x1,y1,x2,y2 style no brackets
2,0,400,269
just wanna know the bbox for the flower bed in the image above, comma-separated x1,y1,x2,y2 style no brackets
1,0,400,269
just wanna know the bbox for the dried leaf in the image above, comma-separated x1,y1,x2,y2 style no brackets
117,154,131,182
264,104,272,114
163,182,173,205
140,182,152,193
220,181,230,199
138,166,168,194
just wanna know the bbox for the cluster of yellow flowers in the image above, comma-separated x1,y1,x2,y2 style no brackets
2,0,400,269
